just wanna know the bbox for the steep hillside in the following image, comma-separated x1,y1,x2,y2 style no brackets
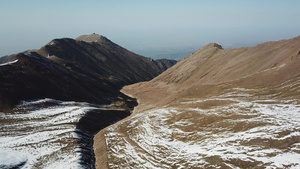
37,33,176,87
0,52,119,111
122,36,300,110
95,36,300,168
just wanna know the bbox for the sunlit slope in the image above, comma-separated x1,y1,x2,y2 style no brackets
122,36,300,110
96,36,300,168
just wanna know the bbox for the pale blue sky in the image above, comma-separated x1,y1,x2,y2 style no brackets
1,0,300,56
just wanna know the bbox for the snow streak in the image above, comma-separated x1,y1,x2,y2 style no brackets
105,88,300,169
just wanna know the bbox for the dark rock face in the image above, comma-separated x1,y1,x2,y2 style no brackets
0,34,176,111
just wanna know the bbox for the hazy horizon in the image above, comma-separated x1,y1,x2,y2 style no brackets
1,0,300,57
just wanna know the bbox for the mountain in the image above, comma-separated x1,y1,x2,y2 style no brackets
122,37,300,110
0,34,176,111
0,34,176,168
38,33,176,87
95,36,300,168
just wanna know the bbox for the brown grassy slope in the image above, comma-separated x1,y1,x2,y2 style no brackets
122,36,300,112
94,36,300,169
95,36,300,169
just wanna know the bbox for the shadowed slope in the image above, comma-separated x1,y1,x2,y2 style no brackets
0,34,176,111
37,34,176,87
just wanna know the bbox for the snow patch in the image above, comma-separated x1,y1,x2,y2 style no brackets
0,59,18,66
0,150,27,168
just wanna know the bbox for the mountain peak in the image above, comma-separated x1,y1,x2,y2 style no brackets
202,43,223,50
75,33,110,44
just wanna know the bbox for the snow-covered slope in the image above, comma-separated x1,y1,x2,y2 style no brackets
104,88,300,168
0,98,130,169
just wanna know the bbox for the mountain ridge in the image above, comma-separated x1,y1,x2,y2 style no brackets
121,35,300,112
0,34,176,111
